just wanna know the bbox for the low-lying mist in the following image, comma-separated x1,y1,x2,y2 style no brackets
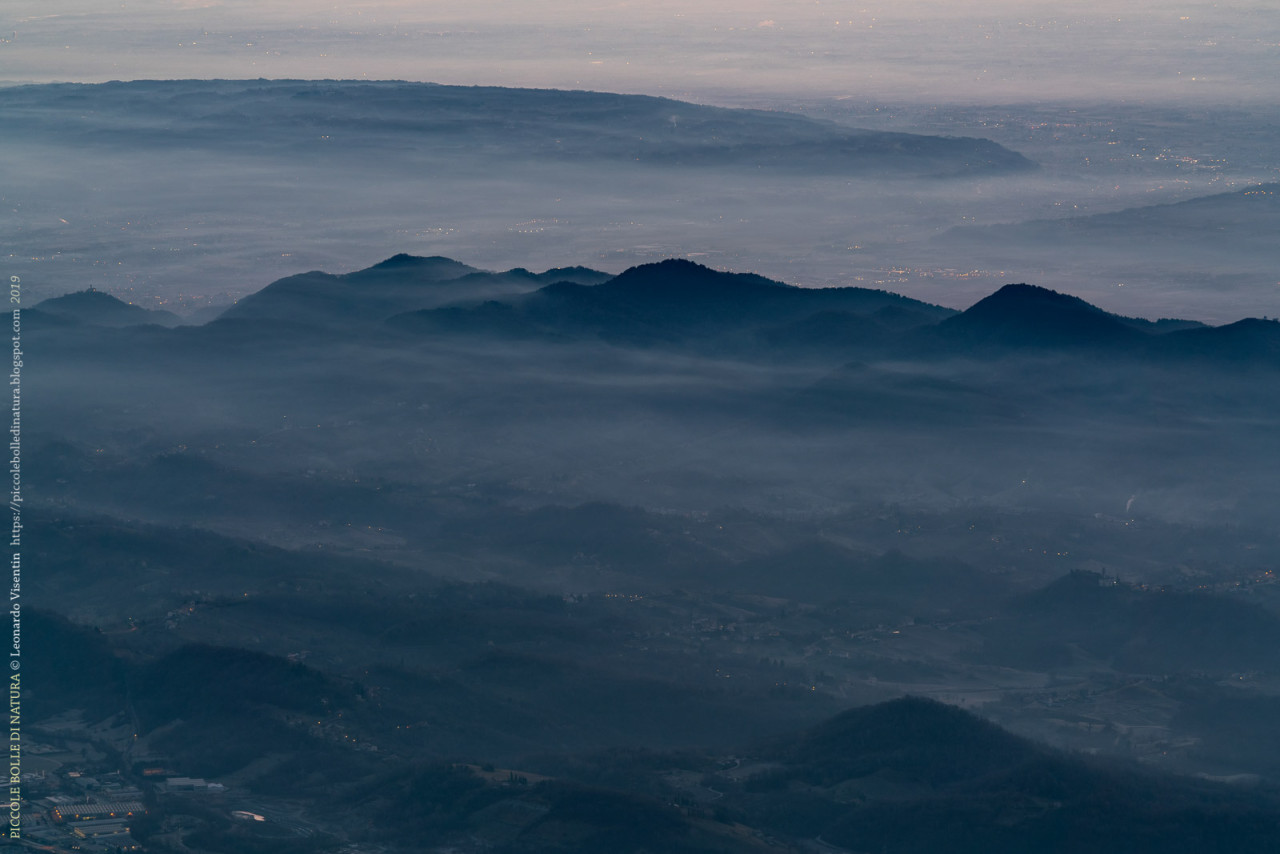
5,80,1279,322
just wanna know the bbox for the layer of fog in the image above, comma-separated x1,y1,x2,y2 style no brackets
30,315,1280,555
5,82,1279,323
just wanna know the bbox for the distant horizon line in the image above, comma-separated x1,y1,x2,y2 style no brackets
4,76,1279,111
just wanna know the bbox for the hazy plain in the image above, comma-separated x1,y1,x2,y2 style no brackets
4,83,1279,323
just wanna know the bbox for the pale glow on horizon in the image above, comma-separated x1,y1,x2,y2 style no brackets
2,0,1278,103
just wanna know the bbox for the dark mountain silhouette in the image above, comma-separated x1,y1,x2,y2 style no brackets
68,253,1263,369
741,697,1280,854
935,283,1147,350
768,696,1042,786
556,259,953,322
32,288,181,327
907,283,1279,366
33,258,1276,370
220,254,610,327
590,258,791,301
392,258,955,354
1157,317,1280,363
365,253,480,278
532,266,615,284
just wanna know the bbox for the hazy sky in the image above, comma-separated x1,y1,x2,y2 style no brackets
4,1,1279,103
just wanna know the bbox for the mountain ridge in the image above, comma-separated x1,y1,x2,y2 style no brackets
32,288,182,327
3,79,1038,177
220,254,612,327
34,256,1280,365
